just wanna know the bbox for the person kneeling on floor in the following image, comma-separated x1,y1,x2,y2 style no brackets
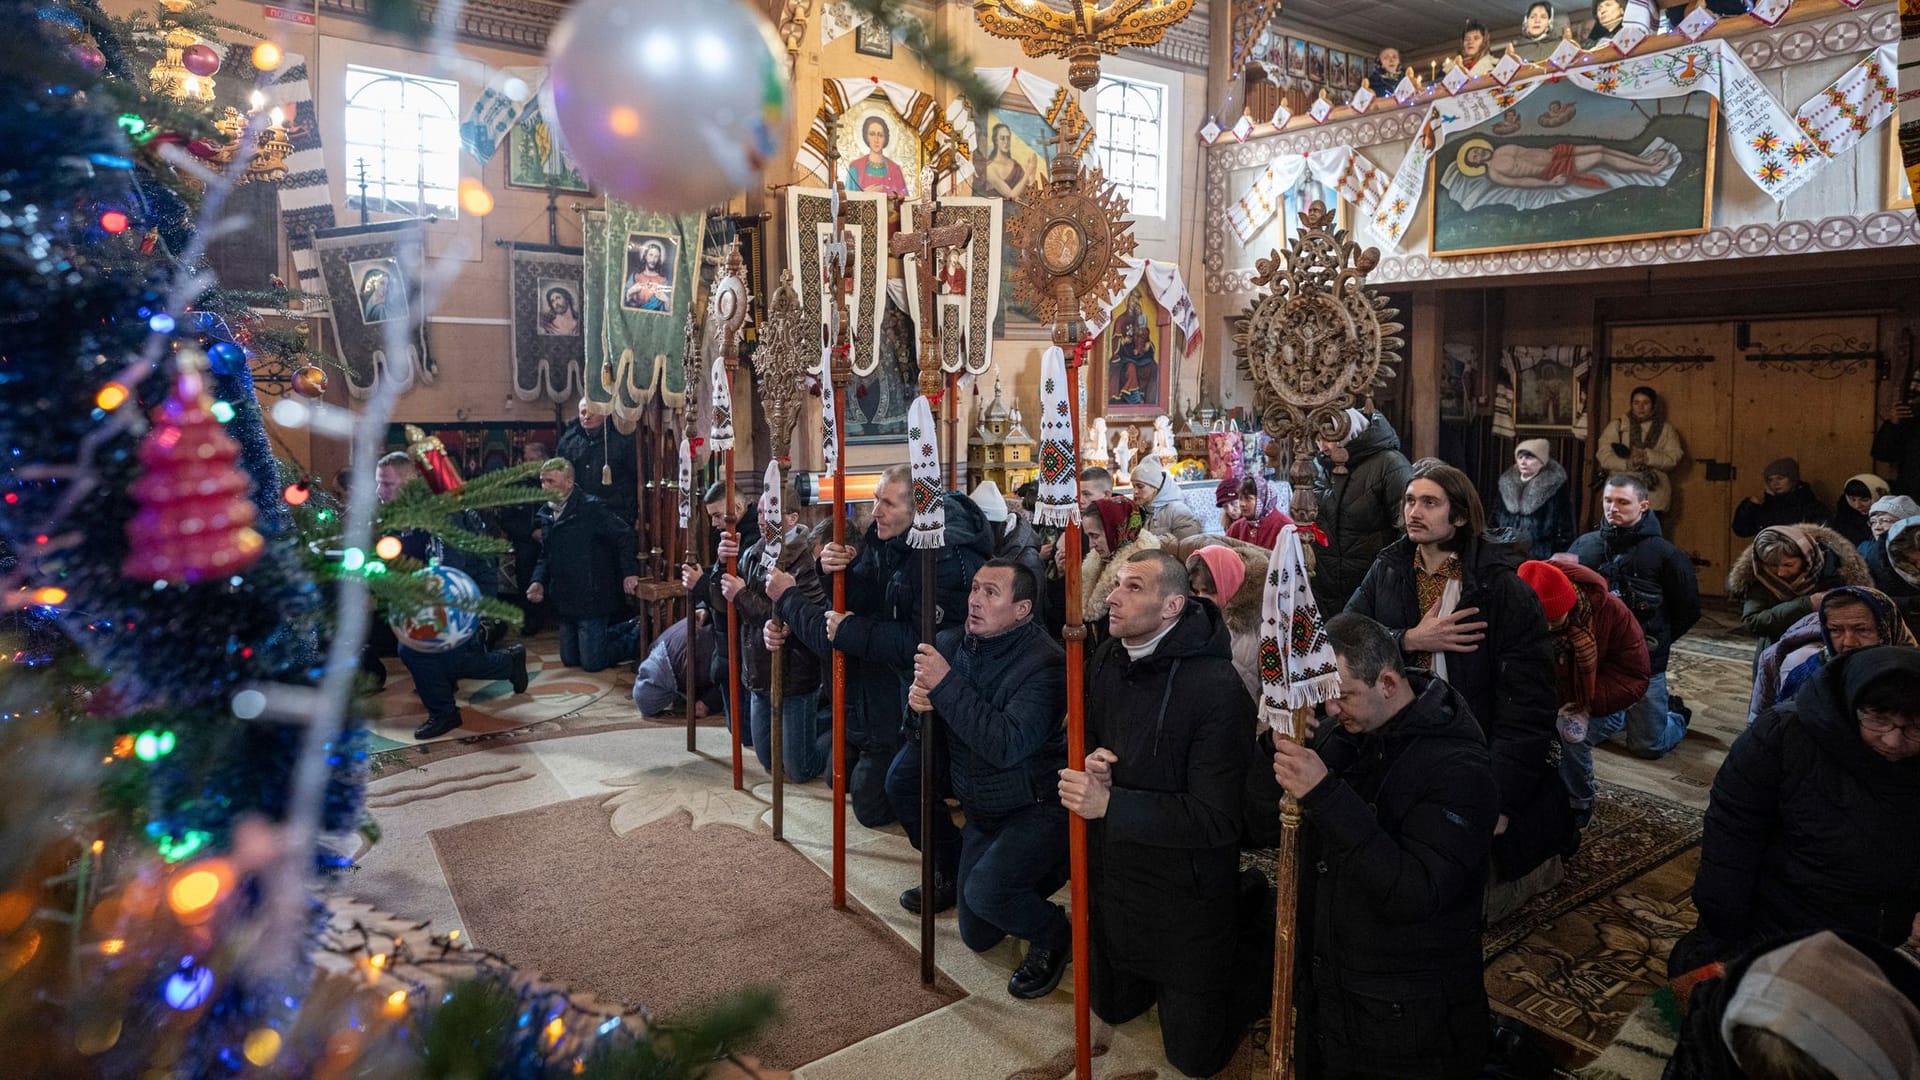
907,559,1070,1000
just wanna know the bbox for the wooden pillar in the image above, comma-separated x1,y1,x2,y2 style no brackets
1409,290,1442,461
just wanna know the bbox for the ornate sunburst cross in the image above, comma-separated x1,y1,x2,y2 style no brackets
1006,130,1135,344
753,270,814,463
1230,201,1403,524
888,167,973,397
974,0,1199,91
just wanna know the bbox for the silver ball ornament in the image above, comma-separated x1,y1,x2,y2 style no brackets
543,0,790,212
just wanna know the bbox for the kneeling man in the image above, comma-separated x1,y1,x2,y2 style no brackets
1272,612,1500,1080
909,559,1071,999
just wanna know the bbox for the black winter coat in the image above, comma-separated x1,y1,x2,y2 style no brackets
928,619,1067,819
1311,415,1414,614
1346,534,1564,880
555,419,638,521
1568,512,1702,674
722,525,827,695
531,493,638,620
993,515,1048,603
1294,672,1499,1080
1872,418,1920,498
1731,482,1828,538
1085,598,1254,990
1492,462,1575,561
779,493,994,741
1680,648,1920,973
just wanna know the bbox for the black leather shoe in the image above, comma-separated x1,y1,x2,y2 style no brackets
898,870,957,915
414,713,462,740
507,644,529,694
1008,944,1069,999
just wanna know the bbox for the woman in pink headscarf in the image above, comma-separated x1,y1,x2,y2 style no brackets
1184,540,1268,699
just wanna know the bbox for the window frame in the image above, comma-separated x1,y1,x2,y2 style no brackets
341,64,462,220
1093,74,1169,221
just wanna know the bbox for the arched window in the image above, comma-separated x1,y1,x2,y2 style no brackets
1093,75,1167,218
343,66,460,217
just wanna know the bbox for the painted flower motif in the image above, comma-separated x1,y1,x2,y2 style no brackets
1750,130,1781,154
1786,141,1816,165
1392,198,1409,214
1755,161,1785,185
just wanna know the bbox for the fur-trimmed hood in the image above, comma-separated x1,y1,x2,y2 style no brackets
1727,524,1871,597
1498,459,1568,516
1082,529,1162,621
1167,535,1271,634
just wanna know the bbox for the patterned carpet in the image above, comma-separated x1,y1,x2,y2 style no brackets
364,638,621,750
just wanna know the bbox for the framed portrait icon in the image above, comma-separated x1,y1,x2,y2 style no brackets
855,21,894,58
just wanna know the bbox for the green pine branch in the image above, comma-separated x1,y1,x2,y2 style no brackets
848,0,996,117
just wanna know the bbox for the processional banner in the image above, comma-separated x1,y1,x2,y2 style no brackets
900,196,1003,377
313,220,435,397
786,187,888,376
505,243,585,404
582,202,703,420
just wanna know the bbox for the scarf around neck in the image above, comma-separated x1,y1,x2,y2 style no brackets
1553,589,1600,711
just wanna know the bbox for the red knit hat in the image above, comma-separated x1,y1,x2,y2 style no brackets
1517,560,1577,621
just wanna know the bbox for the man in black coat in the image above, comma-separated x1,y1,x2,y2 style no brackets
908,560,1070,999
377,453,529,739
769,464,993,852
527,458,640,672
1059,550,1256,1079
555,398,638,523
1872,400,1920,499
1671,646,1920,977
1271,612,1499,1080
1345,459,1566,906
1312,411,1414,614
1567,474,1701,761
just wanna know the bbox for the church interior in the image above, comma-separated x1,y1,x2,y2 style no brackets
4,0,1920,1075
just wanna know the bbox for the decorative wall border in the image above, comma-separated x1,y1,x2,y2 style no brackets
1203,5,1907,292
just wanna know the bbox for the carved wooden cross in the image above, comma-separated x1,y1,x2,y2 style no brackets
889,166,971,397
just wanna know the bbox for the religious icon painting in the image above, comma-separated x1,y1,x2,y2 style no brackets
1306,43,1328,84
507,242,585,404
507,110,591,193
837,100,924,201
1429,83,1716,257
1286,37,1308,77
854,19,894,58
1097,279,1171,416
620,231,679,314
313,219,435,396
1329,50,1347,90
349,258,407,325
972,101,1055,338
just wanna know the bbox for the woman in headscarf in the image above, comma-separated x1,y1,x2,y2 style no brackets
1831,473,1890,547
1179,538,1268,700
1749,586,1918,724
1727,524,1871,652
1066,495,1160,644
1874,515,1920,640
1226,473,1292,550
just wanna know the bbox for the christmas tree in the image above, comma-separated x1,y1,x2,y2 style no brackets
0,0,770,1073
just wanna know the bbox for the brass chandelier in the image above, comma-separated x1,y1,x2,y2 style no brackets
972,0,1198,91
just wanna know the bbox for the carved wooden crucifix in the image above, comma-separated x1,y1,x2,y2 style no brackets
888,166,971,397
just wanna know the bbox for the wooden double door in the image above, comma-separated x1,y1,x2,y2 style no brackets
1601,316,1881,597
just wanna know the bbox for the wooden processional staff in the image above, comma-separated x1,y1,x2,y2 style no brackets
708,244,752,792
888,167,972,986
1231,200,1403,1079
821,121,854,910
752,270,815,842
1006,120,1136,1080
681,311,703,755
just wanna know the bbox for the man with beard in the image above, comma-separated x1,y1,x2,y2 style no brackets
1346,459,1565,917
1059,550,1256,1077
1566,473,1701,762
